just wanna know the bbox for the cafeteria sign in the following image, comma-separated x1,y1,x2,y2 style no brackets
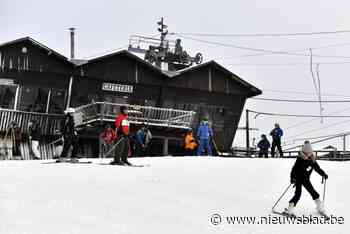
102,82,133,93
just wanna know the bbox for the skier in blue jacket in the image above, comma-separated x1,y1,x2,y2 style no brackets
270,123,284,157
197,117,214,156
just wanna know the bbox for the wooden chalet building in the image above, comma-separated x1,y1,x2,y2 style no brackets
0,37,261,158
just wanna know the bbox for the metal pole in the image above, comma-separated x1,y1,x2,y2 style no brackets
14,85,20,110
66,76,73,109
46,89,51,113
343,134,346,152
246,109,250,157
322,179,327,204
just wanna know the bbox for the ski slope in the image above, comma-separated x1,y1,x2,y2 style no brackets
0,157,348,234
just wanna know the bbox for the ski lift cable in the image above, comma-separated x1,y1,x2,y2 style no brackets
216,42,350,60
248,109,350,118
282,106,350,131
175,34,350,59
262,89,350,98
171,30,350,38
283,119,350,142
224,61,350,66
251,97,350,103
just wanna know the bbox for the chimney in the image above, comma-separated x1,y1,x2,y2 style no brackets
69,27,75,59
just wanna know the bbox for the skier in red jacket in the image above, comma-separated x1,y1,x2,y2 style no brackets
110,106,132,165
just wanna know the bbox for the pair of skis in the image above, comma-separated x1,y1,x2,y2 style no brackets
43,158,92,164
272,209,330,220
272,180,330,220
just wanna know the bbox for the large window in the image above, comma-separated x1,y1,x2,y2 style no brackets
19,86,49,113
0,85,17,109
49,89,66,114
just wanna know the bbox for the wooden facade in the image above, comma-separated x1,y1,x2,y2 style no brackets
0,37,261,157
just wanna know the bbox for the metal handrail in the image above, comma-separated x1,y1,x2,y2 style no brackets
0,108,63,135
74,102,195,129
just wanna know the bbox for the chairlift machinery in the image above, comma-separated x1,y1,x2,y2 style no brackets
128,17,203,70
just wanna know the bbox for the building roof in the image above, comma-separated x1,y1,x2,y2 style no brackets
84,49,167,76
0,37,70,62
84,50,261,95
166,60,262,95
0,37,261,96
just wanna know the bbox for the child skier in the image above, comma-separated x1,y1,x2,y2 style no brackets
284,141,328,217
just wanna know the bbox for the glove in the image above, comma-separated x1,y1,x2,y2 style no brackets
290,178,296,184
323,174,328,180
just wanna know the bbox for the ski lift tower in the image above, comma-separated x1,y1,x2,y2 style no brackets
128,17,203,71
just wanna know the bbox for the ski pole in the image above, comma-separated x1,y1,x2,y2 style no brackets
48,137,63,146
272,183,292,212
105,137,123,157
322,178,327,204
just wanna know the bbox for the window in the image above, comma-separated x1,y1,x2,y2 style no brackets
0,85,17,109
19,86,49,113
49,89,66,114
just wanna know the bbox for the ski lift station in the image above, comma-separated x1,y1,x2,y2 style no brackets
0,23,261,159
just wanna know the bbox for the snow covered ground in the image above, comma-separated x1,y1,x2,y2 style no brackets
0,157,348,234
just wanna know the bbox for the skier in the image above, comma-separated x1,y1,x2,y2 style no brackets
28,120,41,159
100,124,116,157
145,127,152,154
257,134,270,158
197,117,213,156
270,123,284,157
184,129,197,156
135,125,147,157
284,141,328,217
110,106,132,165
57,108,79,162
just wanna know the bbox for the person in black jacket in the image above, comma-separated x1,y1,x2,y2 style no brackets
28,120,41,159
257,134,270,158
284,141,328,216
58,108,79,162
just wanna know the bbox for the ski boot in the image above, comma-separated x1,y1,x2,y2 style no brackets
110,160,123,165
123,160,132,166
56,157,66,163
69,157,79,163
283,203,296,217
315,198,330,220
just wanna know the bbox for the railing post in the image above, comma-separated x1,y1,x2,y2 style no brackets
246,109,250,157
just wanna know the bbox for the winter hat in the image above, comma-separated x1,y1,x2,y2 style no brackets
301,141,316,161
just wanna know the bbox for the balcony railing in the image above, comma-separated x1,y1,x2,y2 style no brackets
73,102,195,129
0,108,63,135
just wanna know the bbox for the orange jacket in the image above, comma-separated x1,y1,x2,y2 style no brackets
185,133,197,150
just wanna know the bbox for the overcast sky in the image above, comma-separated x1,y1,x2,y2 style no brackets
2,0,350,150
